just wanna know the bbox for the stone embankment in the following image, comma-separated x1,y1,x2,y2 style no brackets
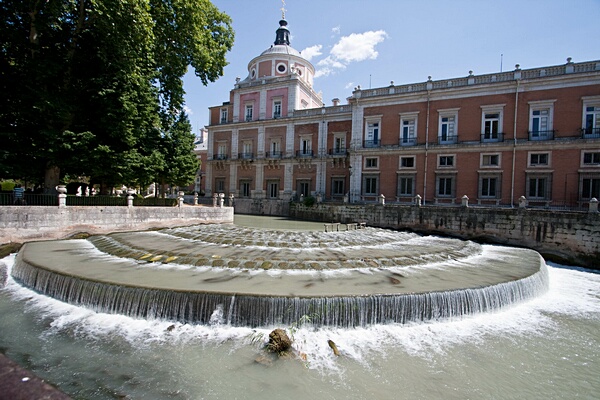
0,205,233,243
290,203,600,269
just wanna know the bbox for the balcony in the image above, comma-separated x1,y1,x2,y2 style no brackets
528,130,555,141
266,151,282,159
481,132,504,143
363,139,380,148
582,127,600,139
213,154,228,160
296,150,314,158
238,152,254,160
329,148,348,156
438,134,457,145
399,137,417,146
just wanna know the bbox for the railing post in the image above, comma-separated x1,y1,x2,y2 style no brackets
178,191,185,207
519,196,528,209
229,193,235,207
212,193,218,207
461,195,469,208
219,193,225,207
57,185,67,208
194,192,199,206
589,198,598,213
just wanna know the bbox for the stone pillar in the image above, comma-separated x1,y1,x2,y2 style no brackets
229,193,235,207
378,194,385,205
219,193,225,207
212,193,218,207
57,185,67,208
316,193,322,204
461,195,469,207
178,191,185,207
194,192,198,206
343,193,348,204
589,198,598,213
519,196,527,208
414,194,422,207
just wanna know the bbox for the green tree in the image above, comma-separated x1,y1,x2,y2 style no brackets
0,0,233,191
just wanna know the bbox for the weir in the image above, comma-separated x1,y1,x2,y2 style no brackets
11,223,549,328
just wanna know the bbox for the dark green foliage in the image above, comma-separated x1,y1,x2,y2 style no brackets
0,0,233,191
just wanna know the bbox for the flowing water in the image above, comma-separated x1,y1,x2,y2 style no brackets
0,216,599,399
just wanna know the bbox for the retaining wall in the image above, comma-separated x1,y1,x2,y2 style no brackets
0,205,233,243
290,203,600,269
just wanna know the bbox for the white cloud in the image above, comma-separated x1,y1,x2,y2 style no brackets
313,30,387,78
331,25,341,35
183,105,193,115
330,30,387,63
345,82,355,89
300,44,323,61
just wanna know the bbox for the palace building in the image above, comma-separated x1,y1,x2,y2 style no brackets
204,17,600,210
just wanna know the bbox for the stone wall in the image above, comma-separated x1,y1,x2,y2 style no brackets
233,198,290,216
290,203,600,269
0,205,233,243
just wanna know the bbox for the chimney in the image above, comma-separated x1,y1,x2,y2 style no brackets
332,98,340,106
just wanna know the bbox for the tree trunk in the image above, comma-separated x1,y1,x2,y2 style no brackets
44,165,60,193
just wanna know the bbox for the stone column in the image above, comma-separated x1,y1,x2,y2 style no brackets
194,192,199,206
178,191,185,207
414,194,422,207
378,194,385,205
461,195,469,207
589,198,598,213
57,185,67,208
127,189,135,208
519,196,527,209
229,193,235,207
212,193,218,207
219,193,225,207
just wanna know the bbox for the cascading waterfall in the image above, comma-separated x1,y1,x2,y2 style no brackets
10,224,549,328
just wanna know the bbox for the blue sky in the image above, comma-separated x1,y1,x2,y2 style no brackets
183,0,600,132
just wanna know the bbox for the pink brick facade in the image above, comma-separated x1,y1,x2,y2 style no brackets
205,18,600,209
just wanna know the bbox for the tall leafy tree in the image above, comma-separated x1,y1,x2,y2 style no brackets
0,0,233,191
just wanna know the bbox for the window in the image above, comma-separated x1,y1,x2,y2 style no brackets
527,175,551,199
268,181,279,198
437,176,454,197
365,157,378,169
332,178,345,196
581,174,600,199
220,108,228,124
276,63,287,74
481,154,500,167
583,152,600,165
245,104,253,122
363,176,378,196
365,120,380,147
439,155,454,167
529,153,549,166
438,109,459,144
480,176,500,198
240,141,252,159
299,137,312,156
297,180,310,197
400,156,415,168
400,114,417,146
584,105,600,136
397,175,415,197
483,113,500,140
529,101,555,140
216,143,227,160
240,181,251,197
269,140,281,158
215,178,225,193
273,99,282,118
333,134,346,155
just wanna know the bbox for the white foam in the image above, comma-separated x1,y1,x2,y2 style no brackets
2,254,599,372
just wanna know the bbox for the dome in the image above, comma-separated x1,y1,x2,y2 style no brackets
261,44,302,57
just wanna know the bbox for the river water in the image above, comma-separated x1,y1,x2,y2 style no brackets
0,217,599,399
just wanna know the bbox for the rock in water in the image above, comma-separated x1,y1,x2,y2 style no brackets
267,328,292,353
328,340,340,356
